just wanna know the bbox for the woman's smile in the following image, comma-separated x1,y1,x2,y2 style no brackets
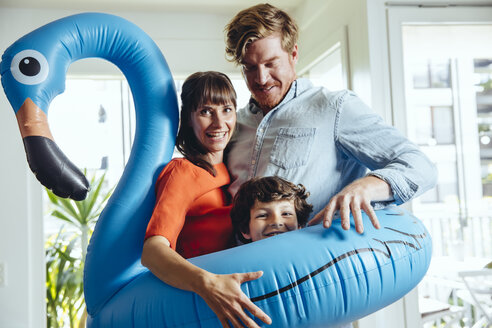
206,131,228,139
190,102,236,164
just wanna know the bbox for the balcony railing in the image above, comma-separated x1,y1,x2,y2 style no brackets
416,211,492,327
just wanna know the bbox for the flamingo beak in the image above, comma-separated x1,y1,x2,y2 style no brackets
16,98,89,200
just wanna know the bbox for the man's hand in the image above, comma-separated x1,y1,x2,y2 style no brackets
307,176,391,233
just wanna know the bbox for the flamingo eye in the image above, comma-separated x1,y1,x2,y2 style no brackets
10,49,49,85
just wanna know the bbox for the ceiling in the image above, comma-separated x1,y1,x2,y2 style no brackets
0,0,306,15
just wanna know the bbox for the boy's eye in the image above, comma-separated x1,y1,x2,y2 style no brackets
282,212,294,217
255,213,267,219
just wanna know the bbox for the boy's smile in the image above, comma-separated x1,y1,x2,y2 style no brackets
242,199,299,242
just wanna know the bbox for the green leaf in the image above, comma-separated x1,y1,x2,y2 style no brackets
87,173,105,209
51,210,79,227
46,188,60,205
44,170,115,327
57,198,81,223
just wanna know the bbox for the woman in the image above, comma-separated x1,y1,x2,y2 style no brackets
141,71,271,328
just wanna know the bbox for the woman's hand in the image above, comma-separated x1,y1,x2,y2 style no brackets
195,271,272,328
142,236,271,327
308,176,391,233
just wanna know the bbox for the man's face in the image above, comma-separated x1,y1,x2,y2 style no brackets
241,33,298,113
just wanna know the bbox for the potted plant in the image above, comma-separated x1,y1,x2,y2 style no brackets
45,172,113,328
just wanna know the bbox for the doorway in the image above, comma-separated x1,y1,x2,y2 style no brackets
388,6,492,327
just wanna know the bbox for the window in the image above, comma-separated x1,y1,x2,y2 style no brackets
301,45,346,90
388,11,492,325
401,25,492,219
475,59,492,198
44,78,135,236
412,59,452,89
300,43,348,91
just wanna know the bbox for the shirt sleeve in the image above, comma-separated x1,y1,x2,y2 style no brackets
145,160,200,249
334,92,438,205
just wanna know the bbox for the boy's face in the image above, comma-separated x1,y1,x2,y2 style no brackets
242,199,299,242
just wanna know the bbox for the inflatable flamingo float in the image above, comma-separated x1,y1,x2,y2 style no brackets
1,13,432,327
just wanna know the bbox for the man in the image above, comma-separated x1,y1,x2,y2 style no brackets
225,3,437,234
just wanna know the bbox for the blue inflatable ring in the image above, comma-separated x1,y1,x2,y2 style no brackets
1,13,432,327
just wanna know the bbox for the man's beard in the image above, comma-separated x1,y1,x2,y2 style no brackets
254,96,278,111
252,84,282,112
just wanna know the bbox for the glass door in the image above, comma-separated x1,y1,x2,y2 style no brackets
387,6,492,327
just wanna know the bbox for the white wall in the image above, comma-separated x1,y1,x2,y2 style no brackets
0,87,44,328
295,0,374,111
0,9,47,328
294,0,394,123
0,6,239,328
0,8,238,78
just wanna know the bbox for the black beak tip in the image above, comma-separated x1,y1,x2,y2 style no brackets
23,136,92,201
70,179,90,201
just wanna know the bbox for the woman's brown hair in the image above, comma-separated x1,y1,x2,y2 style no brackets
176,71,237,176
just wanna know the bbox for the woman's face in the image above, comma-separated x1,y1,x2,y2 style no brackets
190,102,236,164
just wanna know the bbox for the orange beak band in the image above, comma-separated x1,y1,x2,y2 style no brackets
16,98,89,200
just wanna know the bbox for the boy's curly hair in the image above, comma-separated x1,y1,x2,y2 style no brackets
230,176,313,243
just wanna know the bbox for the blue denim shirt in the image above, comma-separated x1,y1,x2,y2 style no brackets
227,78,437,216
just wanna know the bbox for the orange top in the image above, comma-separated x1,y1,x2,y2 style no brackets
145,158,233,259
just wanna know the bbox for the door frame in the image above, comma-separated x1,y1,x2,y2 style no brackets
386,4,492,328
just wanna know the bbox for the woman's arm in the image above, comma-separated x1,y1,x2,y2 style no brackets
141,235,272,328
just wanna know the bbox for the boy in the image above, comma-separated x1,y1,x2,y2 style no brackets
230,176,313,243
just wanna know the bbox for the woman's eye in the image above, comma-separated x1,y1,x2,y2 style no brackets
200,109,211,115
224,107,234,113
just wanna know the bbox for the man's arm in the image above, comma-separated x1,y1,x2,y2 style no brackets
309,92,437,233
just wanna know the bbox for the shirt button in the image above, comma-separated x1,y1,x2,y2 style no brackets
258,128,263,133
252,160,256,165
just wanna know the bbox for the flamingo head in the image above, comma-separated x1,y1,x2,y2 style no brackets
1,23,89,200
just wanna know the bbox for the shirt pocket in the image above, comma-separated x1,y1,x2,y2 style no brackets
270,127,316,169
